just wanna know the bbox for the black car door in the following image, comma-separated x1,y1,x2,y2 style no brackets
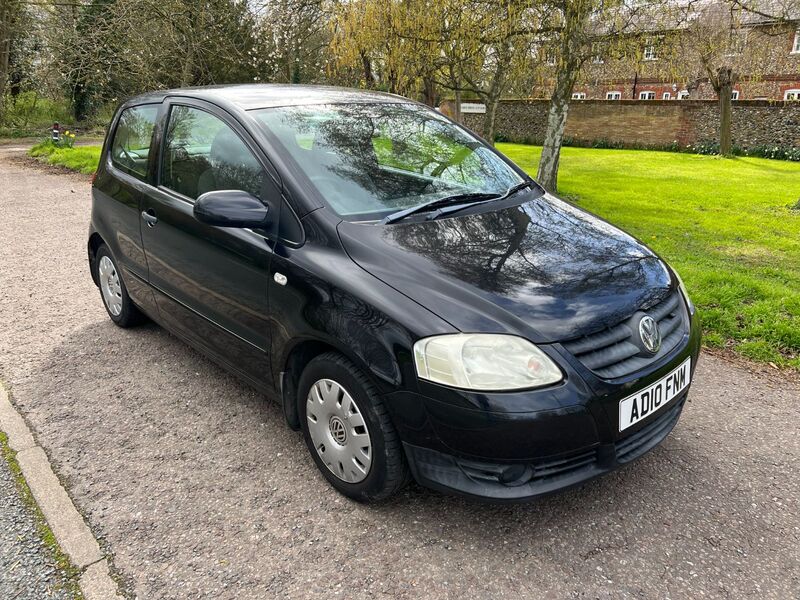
140,99,281,390
93,104,161,314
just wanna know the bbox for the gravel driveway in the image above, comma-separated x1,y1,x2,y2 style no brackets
1,153,799,599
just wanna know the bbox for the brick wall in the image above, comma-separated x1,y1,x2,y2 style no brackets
459,100,800,149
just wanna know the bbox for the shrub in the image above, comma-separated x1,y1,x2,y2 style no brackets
744,145,800,162
688,139,720,155
0,92,73,136
591,138,625,150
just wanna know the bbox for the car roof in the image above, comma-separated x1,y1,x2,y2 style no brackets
127,84,409,111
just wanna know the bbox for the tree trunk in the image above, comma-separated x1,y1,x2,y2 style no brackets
480,41,511,147
453,89,462,124
717,67,733,157
536,2,587,193
538,65,577,192
482,97,499,147
537,97,569,191
0,37,9,104
0,1,14,104
360,50,372,87
422,75,437,107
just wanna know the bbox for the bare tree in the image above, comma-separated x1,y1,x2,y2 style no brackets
330,0,542,143
535,0,685,191
680,1,787,155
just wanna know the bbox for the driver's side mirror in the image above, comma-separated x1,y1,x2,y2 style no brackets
193,190,270,228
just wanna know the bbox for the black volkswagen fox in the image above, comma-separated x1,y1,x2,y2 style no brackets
88,85,700,502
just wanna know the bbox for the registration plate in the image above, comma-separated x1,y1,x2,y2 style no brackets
619,358,691,432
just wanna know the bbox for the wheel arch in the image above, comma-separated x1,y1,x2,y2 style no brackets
88,231,106,286
279,335,399,431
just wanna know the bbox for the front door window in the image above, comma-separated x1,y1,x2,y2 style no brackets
161,106,267,202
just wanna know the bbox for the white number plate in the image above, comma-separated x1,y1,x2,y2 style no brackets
619,358,691,432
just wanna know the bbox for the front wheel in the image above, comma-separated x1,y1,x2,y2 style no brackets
298,352,409,502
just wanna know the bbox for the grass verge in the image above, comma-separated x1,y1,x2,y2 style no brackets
29,140,102,175
0,429,84,598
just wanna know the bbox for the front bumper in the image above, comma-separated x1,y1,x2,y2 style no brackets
385,307,701,501
404,395,686,501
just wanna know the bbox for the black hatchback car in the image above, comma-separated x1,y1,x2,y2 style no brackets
88,84,700,502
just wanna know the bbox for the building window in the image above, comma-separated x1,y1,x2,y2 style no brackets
643,38,658,61
731,90,740,100
571,92,586,100
591,42,604,64
545,47,557,66
639,91,656,100
793,30,800,54
606,91,622,100
662,92,672,100
677,90,690,100
785,89,800,100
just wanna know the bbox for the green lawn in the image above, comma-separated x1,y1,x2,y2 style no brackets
29,141,102,174
29,141,800,368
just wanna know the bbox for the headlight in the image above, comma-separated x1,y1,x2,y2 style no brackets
672,269,694,310
413,334,563,391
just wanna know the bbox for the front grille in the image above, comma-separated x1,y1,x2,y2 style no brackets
533,448,598,481
458,448,598,486
615,398,685,463
561,290,687,379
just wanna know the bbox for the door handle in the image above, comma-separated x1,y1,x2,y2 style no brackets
141,209,158,227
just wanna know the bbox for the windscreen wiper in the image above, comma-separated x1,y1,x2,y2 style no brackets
380,191,502,224
423,181,534,221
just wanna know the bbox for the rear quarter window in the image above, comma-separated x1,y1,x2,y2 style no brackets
110,105,159,180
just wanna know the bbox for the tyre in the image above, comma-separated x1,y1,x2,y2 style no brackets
298,352,409,502
94,244,146,328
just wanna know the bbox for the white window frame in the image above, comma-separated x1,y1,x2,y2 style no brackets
643,38,658,61
606,91,622,100
792,30,800,54
677,90,690,100
731,90,740,100
545,47,557,66
571,92,587,100
785,89,800,101
639,91,656,100
662,92,672,100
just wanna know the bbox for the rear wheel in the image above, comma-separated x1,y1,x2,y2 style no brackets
95,244,145,328
298,352,409,501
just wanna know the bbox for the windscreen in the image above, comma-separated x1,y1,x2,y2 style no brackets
253,103,522,221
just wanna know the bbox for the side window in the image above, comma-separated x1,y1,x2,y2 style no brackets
110,105,158,180
161,105,266,201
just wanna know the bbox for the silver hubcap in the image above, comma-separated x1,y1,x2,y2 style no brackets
98,255,123,316
306,379,372,483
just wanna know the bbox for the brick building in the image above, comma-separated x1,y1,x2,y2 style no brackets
551,3,800,102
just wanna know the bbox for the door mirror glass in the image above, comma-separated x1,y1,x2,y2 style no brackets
193,190,270,228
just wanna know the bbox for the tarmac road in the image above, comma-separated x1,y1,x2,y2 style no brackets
1,152,798,599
